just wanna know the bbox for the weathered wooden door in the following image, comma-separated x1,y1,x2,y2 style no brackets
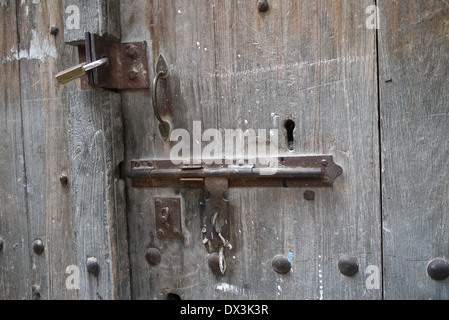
0,0,448,300
122,0,382,300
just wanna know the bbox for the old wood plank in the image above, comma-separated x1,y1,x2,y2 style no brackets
378,0,449,299
121,0,381,300
68,90,130,300
120,0,218,299
15,0,79,300
70,90,130,300
209,0,381,300
0,0,32,300
63,0,121,45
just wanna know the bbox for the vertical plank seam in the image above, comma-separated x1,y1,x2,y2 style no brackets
374,0,385,300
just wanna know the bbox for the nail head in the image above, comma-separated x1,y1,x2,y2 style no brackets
145,248,162,266
32,239,45,255
427,260,449,281
272,255,291,274
338,256,359,277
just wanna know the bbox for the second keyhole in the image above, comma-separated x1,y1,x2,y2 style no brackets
284,119,296,151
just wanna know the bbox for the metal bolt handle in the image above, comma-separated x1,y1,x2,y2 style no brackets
152,54,171,140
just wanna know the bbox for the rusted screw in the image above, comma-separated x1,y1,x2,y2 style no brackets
272,255,291,274
338,256,359,277
126,45,139,59
427,260,449,281
304,190,315,201
157,229,165,238
321,159,328,167
208,252,220,272
145,248,162,266
128,70,138,80
258,0,269,12
32,239,45,255
173,227,181,238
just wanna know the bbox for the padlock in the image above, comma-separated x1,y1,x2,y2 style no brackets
55,58,109,84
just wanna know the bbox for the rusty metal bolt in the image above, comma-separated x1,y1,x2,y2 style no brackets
128,70,138,80
157,229,165,238
321,159,328,167
272,255,291,274
208,252,220,272
304,190,315,201
173,227,181,238
125,45,139,59
145,248,162,266
86,257,99,275
32,239,45,255
427,260,449,281
258,0,269,12
338,256,359,277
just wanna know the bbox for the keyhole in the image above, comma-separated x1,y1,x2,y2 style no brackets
284,119,296,150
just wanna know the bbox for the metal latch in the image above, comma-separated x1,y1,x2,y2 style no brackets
129,156,343,274
55,32,150,90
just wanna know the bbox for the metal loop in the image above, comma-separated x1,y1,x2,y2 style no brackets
152,55,170,140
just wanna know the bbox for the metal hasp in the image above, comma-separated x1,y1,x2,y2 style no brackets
83,32,150,90
129,156,343,273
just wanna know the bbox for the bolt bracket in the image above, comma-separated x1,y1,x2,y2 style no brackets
78,32,150,90
155,198,182,240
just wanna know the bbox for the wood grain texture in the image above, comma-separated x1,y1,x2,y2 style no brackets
68,90,130,300
16,0,81,300
1,0,129,300
120,0,219,299
0,0,32,300
121,0,381,300
63,0,121,45
378,0,449,299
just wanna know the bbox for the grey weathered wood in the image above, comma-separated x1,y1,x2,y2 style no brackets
121,0,382,300
378,0,449,299
63,0,120,45
1,0,129,300
0,1,32,300
120,0,219,299
68,90,130,300
15,0,80,300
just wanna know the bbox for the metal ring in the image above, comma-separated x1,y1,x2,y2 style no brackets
152,62,170,140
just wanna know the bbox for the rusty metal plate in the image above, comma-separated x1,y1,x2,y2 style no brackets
155,198,182,240
129,156,343,189
85,32,149,90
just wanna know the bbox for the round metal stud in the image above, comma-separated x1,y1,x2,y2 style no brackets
32,239,45,255
338,256,359,277
272,255,291,274
145,248,162,266
257,0,269,12
86,257,100,275
427,260,449,281
59,172,68,185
